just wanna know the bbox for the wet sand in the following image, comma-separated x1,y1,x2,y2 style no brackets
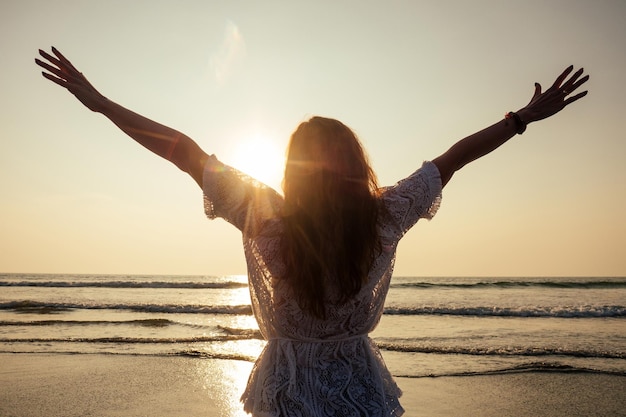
0,354,624,416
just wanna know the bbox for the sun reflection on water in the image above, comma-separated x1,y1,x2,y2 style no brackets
195,359,254,416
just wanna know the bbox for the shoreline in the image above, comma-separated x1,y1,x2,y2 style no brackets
1,353,625,416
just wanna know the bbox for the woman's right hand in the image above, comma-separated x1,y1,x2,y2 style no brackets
36,47,107,113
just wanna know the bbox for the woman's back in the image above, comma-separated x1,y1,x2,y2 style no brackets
203,153,442,416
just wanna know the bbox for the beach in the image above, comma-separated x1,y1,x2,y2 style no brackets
1,353,624,417
1,274,624,415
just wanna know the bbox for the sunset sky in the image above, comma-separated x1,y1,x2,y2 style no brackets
1,0,624,277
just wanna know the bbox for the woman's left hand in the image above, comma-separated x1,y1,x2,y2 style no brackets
519,66,589,124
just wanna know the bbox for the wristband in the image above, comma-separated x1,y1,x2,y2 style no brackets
505,111,527,135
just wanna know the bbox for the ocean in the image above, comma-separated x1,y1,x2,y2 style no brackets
1,273,625,379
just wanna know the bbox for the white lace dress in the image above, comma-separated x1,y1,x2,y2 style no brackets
202,155,442,417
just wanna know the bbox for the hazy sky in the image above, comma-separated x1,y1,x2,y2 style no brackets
1,0,624,277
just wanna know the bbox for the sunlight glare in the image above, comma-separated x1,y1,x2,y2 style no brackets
210,20,246,85
232,132,284,190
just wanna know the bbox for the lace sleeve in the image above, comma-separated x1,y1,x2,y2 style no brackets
202,155,283,236
380,160,442,239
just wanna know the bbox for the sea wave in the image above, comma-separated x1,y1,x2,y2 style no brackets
1,347,622,378
392,279,626,289
376,341,626,359
3,276,624,290
0,301,253,315
383,305,626,318
2,300,624,318
396,361,626,378
0,280,247,289
0,348,259,363
2,336,622,360
0,318,206,328
170,349,258,362
0,335,259,344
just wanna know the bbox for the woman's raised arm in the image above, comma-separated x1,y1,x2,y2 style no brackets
35,47,209,187
432,66,589,188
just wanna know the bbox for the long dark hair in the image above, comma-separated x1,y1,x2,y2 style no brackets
281,117,380,318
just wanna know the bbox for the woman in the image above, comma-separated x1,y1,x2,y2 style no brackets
36,47,588,416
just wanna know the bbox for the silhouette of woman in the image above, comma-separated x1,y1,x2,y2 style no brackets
36,47,588,417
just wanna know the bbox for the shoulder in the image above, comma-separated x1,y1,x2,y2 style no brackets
202,155,284,235
377,161,442,238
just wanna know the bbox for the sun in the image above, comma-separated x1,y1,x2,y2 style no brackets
231,132,285,191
